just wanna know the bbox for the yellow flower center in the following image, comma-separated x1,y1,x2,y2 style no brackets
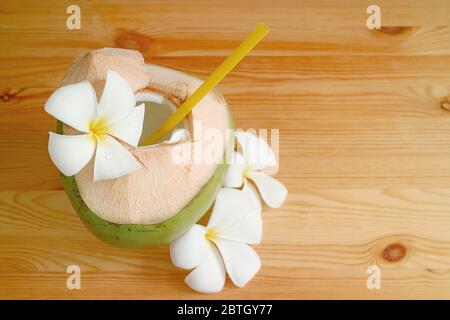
205,228,219,242
89,118,109,141
243,162,256,178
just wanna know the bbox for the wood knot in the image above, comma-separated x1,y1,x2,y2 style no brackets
382,243,407,262
0,89,25,103
441,99,450,111
115,29,155,54
378,26,413,35
1,93,11,102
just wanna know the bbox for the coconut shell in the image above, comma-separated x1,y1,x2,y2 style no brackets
58,49,233,246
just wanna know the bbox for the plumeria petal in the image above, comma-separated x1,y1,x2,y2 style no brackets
44,81,97,133
93,134,141,181
246,171,287,208
207,188,251,232
170,224,210,270
243,180,263,216
107,103,145,147
222,151,245,188
235,131,277,170
48,132,96,176
97,70,136,125
217,181,263,244
185,245,226,293
213,239,261,288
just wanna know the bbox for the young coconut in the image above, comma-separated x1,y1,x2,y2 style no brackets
48,48,234,247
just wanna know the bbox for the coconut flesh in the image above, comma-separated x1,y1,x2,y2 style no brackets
60,48,233,246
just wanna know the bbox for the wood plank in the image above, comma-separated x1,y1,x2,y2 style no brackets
2,0,450,29
1,190,450,299
2,26,450,58
3,55,450,88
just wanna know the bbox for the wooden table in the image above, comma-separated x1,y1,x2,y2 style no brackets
1,0,450,299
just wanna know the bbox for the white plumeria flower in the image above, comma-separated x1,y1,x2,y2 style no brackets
223,131,288,208
170,187,262,293
45,70,145,181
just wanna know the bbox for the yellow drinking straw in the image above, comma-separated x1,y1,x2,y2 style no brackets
141,23,269,145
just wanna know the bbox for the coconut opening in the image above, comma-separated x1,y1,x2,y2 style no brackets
135,91,190,146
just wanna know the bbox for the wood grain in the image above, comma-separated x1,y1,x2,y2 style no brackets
1,0,450,299
1,189,450,299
